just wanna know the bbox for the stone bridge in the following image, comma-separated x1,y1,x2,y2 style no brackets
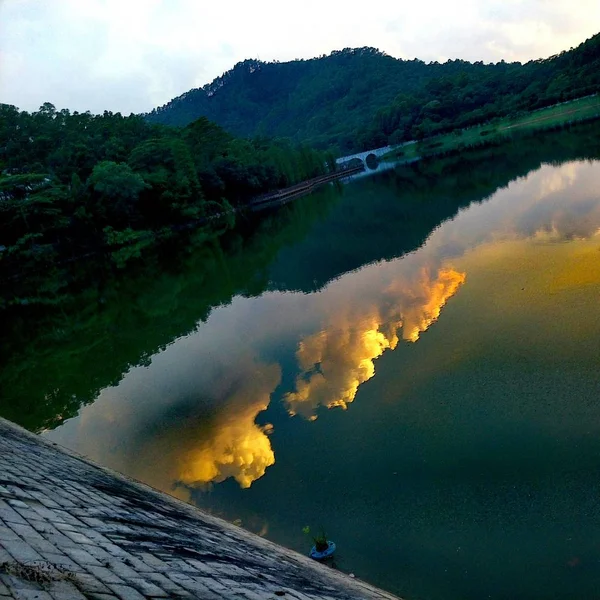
336,145,392,170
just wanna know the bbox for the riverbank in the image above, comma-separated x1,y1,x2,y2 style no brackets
383,94,600,163
248,165,363,211
0,417,400,600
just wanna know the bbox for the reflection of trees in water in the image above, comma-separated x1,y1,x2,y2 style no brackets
3,122,600,437
0,185,340,432
267,122,600,294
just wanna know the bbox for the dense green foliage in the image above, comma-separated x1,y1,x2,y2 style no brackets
0,103,328,294
147,34,600,152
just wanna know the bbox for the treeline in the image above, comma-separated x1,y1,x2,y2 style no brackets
147,33,600,152
0,103,330,280
363,35,600,147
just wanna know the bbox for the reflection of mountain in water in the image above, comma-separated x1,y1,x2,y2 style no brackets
2,122,600,434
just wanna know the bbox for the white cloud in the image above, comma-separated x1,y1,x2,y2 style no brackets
0,0,598,114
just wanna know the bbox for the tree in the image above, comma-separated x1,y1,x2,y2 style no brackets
87,161,147,226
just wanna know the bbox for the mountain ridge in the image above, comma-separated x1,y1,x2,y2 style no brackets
146,34,600,153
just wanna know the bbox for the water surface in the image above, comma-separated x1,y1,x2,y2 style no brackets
4,131,600,600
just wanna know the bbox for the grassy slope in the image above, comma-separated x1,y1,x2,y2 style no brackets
384,95,600,162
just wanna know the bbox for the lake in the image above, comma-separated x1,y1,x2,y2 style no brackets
3,126,600,600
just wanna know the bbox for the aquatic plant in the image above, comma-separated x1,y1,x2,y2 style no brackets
302,525,329,552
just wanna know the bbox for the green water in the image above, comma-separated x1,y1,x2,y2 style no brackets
3,126,600,599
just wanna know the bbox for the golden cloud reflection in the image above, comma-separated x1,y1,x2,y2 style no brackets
282,162,600,422
133,363,281,494
49,346,282,496
179,419,274,488
177,379,277,489
285,267,466,420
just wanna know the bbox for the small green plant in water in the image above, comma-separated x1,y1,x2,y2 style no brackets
303,525,329,552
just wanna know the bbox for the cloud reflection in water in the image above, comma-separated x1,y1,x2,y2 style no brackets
46,160,600,492
284,267,466,420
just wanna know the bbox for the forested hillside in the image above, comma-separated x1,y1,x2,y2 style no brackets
0,103,328,297
147,33,600,152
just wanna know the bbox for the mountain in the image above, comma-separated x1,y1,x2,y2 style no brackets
146,34,600,153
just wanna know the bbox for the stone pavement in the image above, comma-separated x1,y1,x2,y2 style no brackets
0,419,401,600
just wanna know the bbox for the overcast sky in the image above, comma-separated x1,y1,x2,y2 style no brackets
1,0,599,115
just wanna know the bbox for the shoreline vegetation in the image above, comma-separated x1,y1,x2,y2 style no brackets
0,104,333,301
383,94,600,163
1,95,600,311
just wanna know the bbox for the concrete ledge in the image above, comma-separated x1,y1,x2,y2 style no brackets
0,418,401,600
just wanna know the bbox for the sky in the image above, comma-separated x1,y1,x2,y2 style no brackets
1,0,599,115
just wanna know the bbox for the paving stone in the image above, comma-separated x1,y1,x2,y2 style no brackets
61,531,93,545
27,522,59,537
80,517,104,528
106,585,146,600
71,573,109,594
80,532,111,547
201,577,231,595
172,577,223,599
6,500,29,510
28,494,60,510
81,545,112,563
0,508,28,526
126,578,169,597
61,547,103,567
1,539,44,562
5,488,34,501
144,572,187,595
230,587,266,600
282,590,319,600
38,553,85,573
0,548,13,565
85,567,125,586
10,589,53,600
105,562,138,581
97,544,129,559
52,524,77,534
0,574,39,592
182,558,216,576
26,538,60,555
45,580,87,600
116,556,153,574
8,523,45,542
0,526,20,541
44,534,78,550
137,553,167,571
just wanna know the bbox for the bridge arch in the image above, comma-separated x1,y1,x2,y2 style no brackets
335,145,392,171
365,153,379,170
